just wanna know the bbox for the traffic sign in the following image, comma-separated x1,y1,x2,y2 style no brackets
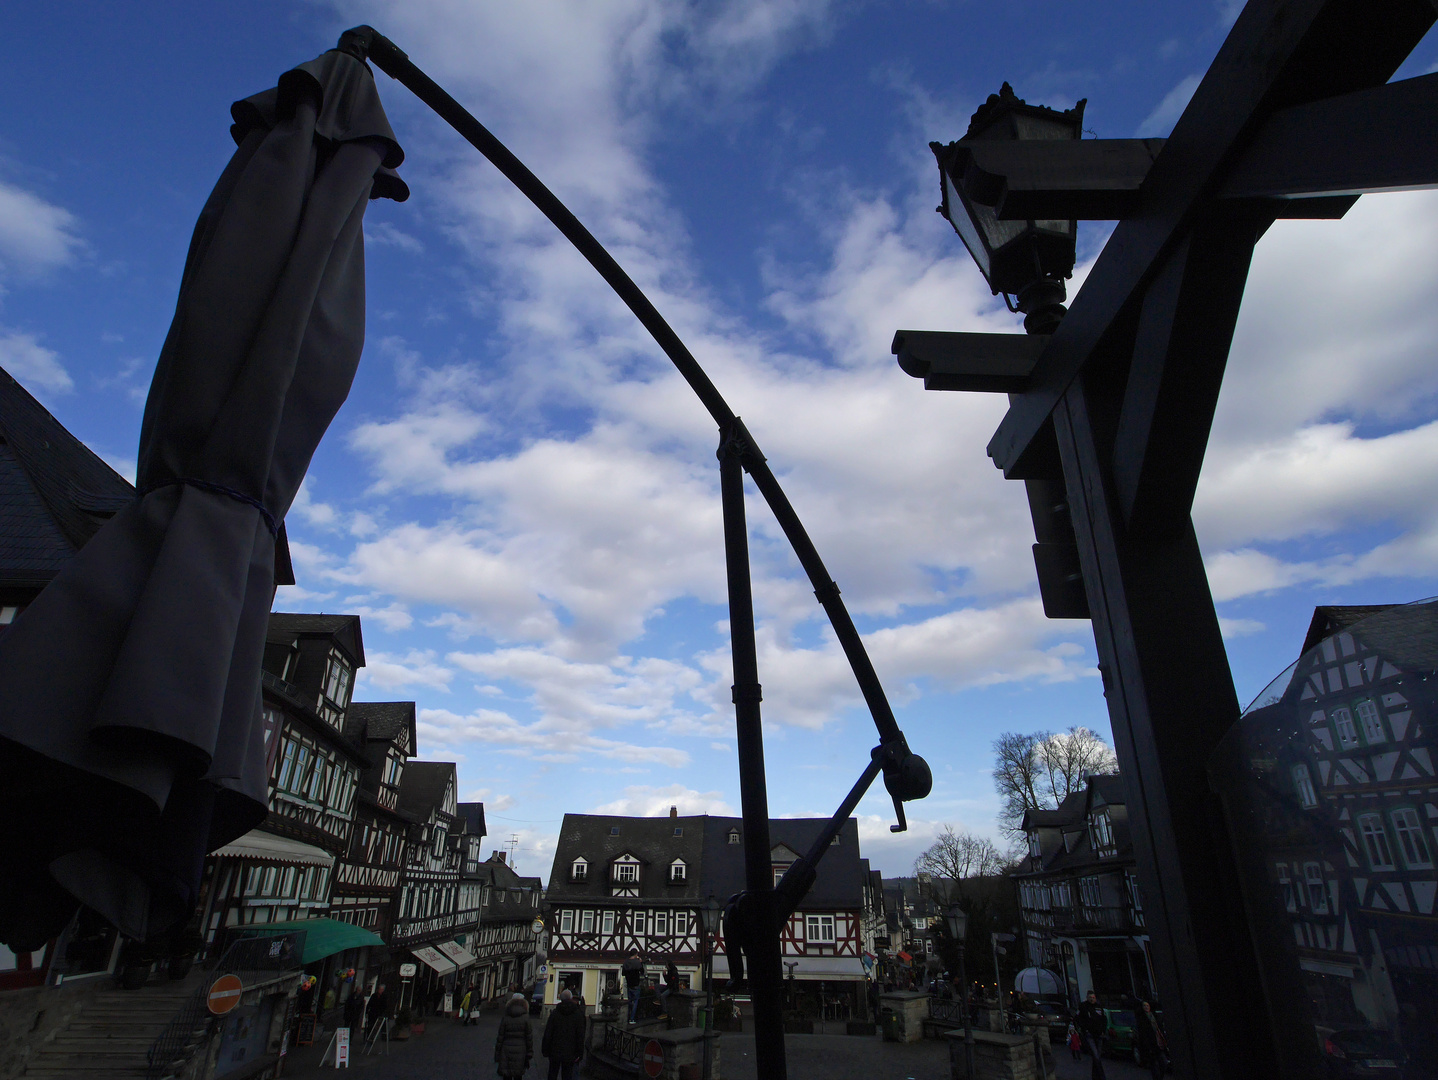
643,1039,664,1078
207,974,243,1015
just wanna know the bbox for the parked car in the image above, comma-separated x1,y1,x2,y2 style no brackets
1023,995,1071,1042
1319,1028,1407,1078
1103,1008,1138,1061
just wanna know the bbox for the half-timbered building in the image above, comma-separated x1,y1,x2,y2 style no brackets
705,817,870,1019
1235,604,1438,1040
468,849,544,1002
544,809,707,1007
1012,774,1153,1006
198,613,367,951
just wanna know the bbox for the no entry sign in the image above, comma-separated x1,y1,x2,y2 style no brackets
207,974,243,1015
643,1039,664,1078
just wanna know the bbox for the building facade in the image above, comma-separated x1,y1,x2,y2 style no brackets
467,849,544,1001
1012,775,1152,1006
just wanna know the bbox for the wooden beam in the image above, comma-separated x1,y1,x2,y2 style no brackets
952,138,1166,220
1113,217,1267,537
891,330,1046,393
1222,71,1438,200
986,0,1437,479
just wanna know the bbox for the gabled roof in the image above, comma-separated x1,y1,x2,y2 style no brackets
456,802,486,839
345,701,416,752
397,761,456,820
1301,602,1438,675
268,612,365,667
548,814,706,901
0,365,133,588
704,818,862,909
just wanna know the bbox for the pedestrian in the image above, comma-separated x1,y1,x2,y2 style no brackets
542,988,587,1080
1075,990,1109,1080
495,992,533,1080
662,956,681,1015
342,987,364,1035
622,949,645,1024
365,983,388,1040
1134,1000,1167,1080
1067,1023,1083,1062
459,987,474,1026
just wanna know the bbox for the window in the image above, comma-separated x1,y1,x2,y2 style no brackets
277,741,299,790
1359,814,1395,869
670,860,686,883
805,915,836,944
610,826,620,836
655,911,668,936
1304,863,1328,913
1291,764,1318,808
773,865,789,886
615,862,638,883
674,827,683,836
1277,863,1295,911
0,606,17,624
728,829,740,845
1090,811,1114,853
1392,808,1433,868
673,911,687,937
1079,876,1102,908
1028,832,1041,858
559,909,574,934
602,910,615,935
581,910,595,933
1126,873,1144,923
1355,700,1385,744
572,858,588,881
323,649,352,709
1331,708,1358,749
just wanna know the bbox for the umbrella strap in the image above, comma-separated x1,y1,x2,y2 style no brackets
140,477,280,537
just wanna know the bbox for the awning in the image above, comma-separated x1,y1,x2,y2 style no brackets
213,829,335,869
435,940,476,970
411,945,456,975
240,917,383,964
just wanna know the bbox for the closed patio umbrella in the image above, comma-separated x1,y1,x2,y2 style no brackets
0,44,405,947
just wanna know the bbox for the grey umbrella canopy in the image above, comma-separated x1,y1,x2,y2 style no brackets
0,47,405,948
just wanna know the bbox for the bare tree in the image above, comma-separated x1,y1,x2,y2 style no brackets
992,726,1118,839
915,826,1004,904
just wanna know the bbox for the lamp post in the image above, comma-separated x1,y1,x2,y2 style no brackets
930,83,1084,336
700,895,721,1080
946,903,973,1080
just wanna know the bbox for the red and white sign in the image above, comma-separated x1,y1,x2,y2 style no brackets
643,1039,664,1078
207,974,243,1015
335,1027,350,1067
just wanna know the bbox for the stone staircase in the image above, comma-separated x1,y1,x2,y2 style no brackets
23,972,206,1079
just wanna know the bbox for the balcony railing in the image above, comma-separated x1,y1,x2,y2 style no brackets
1024,904,1142,935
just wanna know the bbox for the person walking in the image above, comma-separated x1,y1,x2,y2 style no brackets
342,987,364,1036
495,992,533,1080
542,988,587,1080
661,957,681,1016
459,987,474,1026
365,984,388,1041
1075,991,1109,1080
1067,1022,1083,1062
622,949,645,1024
1134,1000,1167,1079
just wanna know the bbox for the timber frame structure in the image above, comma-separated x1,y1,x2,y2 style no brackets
896,1,1438,1076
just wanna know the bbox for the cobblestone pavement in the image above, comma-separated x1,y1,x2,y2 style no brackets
280,1013,1154,1080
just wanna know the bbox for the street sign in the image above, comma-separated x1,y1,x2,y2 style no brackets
643,1039,664,1078
538,964,547,975
992,933,1016,942
207,974,243,1015
399,963,417,978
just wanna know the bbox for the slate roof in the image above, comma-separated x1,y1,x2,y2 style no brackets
1301,602,1438,675
397,761,456,820
0,365,133,588
268,612,365,666
548,814,708,902
702,817,863,910
456,802,487,839
345,701,416,749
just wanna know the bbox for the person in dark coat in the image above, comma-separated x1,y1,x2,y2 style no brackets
542,988,587,1080
365,984,388,1039
622,949,645,1024
1134,1000,1166,1079
342,989,364,1033
1075,991,1109,1080
495,992,533,1080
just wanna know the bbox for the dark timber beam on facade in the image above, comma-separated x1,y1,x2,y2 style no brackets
986,0,1438,482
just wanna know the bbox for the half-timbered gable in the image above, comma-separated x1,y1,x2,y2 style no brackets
393,761,462,948
467,850,543,1001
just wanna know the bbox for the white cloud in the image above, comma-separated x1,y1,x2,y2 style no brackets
366,220,425,253
418,705,690,767
359,648,452,691
591,783,734,817
1137,73,1200,137
0,329,72,394
0,181,82,279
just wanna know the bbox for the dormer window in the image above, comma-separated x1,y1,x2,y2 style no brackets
323,649,353,710
1090,811,1115,855
669,860,686,883
609,826,620,836
1028,832,1041,858
728,829,740,845
614,862,638,883
572,858,588,881
674,827,683,836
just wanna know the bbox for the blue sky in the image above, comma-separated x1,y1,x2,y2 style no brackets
5,2,1438,878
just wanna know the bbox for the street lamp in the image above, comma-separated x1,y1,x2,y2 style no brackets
946,903,974,1080
930,83,1085,335
700,895,722,1080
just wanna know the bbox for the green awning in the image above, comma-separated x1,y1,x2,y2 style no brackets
239,917,383,964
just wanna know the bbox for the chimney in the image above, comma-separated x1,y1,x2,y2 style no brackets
490,851,506,864
669,806,678,818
